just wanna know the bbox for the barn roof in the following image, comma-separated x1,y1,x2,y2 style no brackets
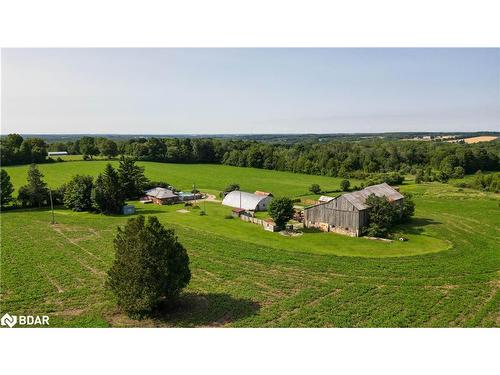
222,191,270,210
145,187,178,199
341,183,404,210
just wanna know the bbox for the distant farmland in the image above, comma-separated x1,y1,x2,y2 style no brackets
1,161,499,327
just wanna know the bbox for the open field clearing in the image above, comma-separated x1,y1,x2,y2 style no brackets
3,161,361,198
462,136,498,144
1,163,499,327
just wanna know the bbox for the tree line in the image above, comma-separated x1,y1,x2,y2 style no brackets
2,134,499,180
0,158,154,213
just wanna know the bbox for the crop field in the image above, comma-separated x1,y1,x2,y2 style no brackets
1,162,499,327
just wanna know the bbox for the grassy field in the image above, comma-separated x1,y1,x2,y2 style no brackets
1,162,499,327
3,160,361,198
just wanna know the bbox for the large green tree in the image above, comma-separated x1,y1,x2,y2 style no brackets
64,175,94,211
107,216,191,318
92,164,125,214
17,164,49,207
268,197,295,228
117,158,149,199
0,169,14,207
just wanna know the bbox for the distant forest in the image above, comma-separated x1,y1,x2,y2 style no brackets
1,133,499,182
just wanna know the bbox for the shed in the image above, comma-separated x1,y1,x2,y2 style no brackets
303,183,404,237
144,187,179,205
222,190,273,211
122,205,135,215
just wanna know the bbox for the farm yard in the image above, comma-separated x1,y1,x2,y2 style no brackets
1,161,499,327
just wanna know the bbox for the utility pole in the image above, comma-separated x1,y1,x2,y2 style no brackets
48,189,55,224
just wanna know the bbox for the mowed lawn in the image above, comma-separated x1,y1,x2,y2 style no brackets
3,160,362,197
1,176,499,327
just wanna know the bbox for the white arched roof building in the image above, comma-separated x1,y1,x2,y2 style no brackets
222,191,273,211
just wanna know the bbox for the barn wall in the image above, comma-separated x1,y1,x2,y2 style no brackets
304,196,366,236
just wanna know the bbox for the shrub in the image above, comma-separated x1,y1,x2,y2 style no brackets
224,214,234,219
107,216,191,318
340,179,350,191
309,184,321,194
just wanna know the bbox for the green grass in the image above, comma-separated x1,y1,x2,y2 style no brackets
1,163,499,327
2,160,360,198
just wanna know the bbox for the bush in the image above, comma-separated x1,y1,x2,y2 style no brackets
340,179,350,191
309,184,321,194
199,210,206,216
224,214,234,219
107,216,191,318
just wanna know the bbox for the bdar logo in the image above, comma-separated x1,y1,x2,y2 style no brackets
1,313,18,328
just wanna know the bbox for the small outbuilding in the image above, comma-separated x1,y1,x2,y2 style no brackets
222,190,273,211
122,205,136,215
303,183,404,237
144,187,179,205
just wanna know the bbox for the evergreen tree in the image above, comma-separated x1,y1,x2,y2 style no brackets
107,215,191,318
0,169,14,207
17,164,49,207
117,157,150,199
92,164,125,214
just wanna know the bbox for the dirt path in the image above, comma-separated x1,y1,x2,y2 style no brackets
200,194,221,203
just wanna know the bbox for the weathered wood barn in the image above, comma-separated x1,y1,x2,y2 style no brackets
303,183,404,237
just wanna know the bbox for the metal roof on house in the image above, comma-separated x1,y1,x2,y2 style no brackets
222,191,270,211
341,183,404,210
144,187,178,199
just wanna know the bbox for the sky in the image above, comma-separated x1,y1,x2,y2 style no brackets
1,48,499,135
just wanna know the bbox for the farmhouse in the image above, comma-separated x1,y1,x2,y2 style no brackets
143,187,179,205
222,190,273,211
303,183,404,237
